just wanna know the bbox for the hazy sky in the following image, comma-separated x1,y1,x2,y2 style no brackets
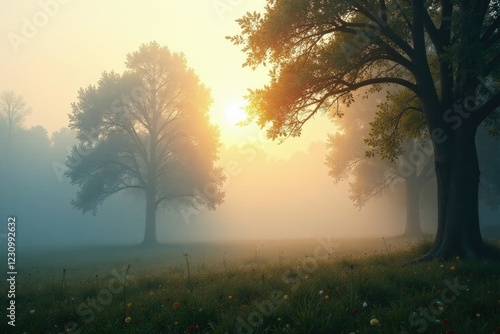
1,1,375,246
0,0,334,159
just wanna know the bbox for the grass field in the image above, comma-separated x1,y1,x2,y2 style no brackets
1,238,499,334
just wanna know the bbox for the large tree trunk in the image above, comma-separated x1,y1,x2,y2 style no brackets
142,94,159,247
422,124,484,260
403,172,423,237
142,186,158,247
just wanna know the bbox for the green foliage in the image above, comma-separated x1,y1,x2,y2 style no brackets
230,1,500,258
365,89,427,162
325,88,433,209
229,0,500,148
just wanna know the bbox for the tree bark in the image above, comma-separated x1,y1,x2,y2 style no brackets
142,186,158,247
142,91,160,247
403,172,423,237
421,124,484,260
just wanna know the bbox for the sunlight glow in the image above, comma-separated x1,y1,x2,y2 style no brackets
224,100,248,126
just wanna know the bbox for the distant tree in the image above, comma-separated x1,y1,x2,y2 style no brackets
477,124,500,210
325,91,434,237
230,0,500,259
66,42,225,246
0,90,32,151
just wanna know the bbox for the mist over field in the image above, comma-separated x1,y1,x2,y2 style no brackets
0,126,498,249
0,134,412,247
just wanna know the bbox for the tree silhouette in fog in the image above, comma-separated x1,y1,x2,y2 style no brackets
230,0,500,260
0,90,32,152
66,42,225,246
477,125,500,210
326,89,500,238
325,90,434,237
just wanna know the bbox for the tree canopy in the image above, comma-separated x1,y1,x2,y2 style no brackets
66,42,225,246
230,0,500,259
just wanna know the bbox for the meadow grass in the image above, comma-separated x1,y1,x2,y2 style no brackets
2,238,499,334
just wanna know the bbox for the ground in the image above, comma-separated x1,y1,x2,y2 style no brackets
1,237,499,333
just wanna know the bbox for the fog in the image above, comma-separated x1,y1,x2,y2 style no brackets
1,119,499,250
0,126,397,247
0,0,498,256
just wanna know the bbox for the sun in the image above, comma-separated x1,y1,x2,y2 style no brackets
224,100,248,126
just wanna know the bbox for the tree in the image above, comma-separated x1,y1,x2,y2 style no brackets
66,42,225,247
325,91,434,237
230,1,500,259
477,124,500,209
0,90,32,151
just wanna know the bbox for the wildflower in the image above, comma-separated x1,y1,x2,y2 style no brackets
435,319,441,324
174,321,179,325
124,317,132,324
30,310,35,314
283,294,288,300
440,264,444,268
363,302,368,308
442,318,449,325
240,305,248,311
149,291,154,296
450,266,456,271
173,302,180,309
319,290,324,296
370,318,379,326
323,295,329,300
476,313,481,318
127,302,132,308
228,295,233,300
277,317,282,321
456,256,460,260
